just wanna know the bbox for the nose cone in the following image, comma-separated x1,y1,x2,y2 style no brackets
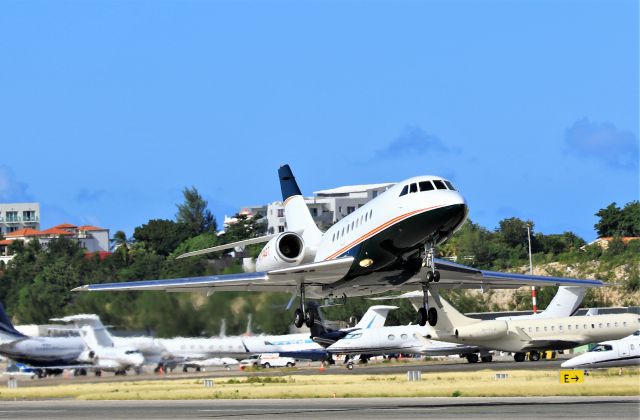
560,357,581,369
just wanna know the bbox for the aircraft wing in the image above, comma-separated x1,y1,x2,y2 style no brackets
410,258,605,288
73,257,355,295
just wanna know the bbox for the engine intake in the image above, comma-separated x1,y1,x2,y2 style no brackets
256,232,308,271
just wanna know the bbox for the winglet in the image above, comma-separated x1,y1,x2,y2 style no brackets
278,164,302,201
72,285,89,292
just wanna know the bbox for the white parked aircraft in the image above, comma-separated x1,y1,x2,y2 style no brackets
328,286,589,365
75,165,603,329
561,331,640,369
422,290,640,362
53,315,145,375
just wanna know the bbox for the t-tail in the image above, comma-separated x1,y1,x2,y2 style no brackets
353,305,397,330
0,302,27,343
278,164,323,249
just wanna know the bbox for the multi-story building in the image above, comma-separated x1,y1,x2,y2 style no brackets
0,202,40,235
0,223,110,264
234,183,394,234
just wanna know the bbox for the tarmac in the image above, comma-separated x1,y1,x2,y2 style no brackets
0,396,638,419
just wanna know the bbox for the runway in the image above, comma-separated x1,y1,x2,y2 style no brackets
0,396,638,419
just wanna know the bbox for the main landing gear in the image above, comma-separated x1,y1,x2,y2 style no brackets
293,283,314,328
417,244,440,327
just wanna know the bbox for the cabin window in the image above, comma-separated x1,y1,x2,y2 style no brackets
410,183,418,193
332,233,335,242
606,323,611,328
623,322,627,327
631,344,635,350
399,185,408,197
551,326,554,331
369,210,372,219
444,180,457,191
342,228,345,236
599,323,603,328
591,324,595,329
567,325,571,330
356,219,359,228
347,224,350,233
535,327,540,332
544,326,547,332
351,221,355,230
558,325,563,331
388,334,395,341
365,212,368,222
419,181,434,191
401,334,408,340
528,327,532,333
433,180,447,190
614,322,618,327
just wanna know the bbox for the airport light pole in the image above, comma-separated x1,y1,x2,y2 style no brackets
525,223,536,313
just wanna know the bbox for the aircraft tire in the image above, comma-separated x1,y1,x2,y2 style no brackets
466,354,479,363
294,309,304,328
426,271,434,282
427,307,438,327
481,355,493,363
514,352,526,362
305,309,315,328
529,351,540,362
346,362,354,370
286,362,294,368
417,308,428,326
433,270,440,282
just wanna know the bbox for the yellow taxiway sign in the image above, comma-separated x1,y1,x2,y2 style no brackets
560,370,584,384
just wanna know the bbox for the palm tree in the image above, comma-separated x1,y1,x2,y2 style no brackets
113,230,128,262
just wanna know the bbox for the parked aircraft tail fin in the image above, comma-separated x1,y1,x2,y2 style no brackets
427,291,480,338
278,165,323,247
0,302,26,341
53,314,114,348
354,305,397,330
538,286,586,318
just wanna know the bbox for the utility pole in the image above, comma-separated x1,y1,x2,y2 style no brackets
526,223,536,313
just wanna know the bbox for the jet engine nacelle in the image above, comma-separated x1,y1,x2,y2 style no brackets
255,232,311,272
455,320,508,341
77,350,96,362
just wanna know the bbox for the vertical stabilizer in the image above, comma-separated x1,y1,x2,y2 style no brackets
427,291,480,337
52,314,114,348
278,165,323,247
0,302,26,341
354,305,398,330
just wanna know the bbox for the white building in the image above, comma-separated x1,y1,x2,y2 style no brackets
239,183,394,234
0,202,40,235
0,223,110,264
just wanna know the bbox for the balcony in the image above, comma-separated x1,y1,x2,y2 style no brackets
0,215,39,223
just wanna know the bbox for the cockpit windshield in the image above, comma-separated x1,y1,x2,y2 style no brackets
399,179,454,196
590,344,613,352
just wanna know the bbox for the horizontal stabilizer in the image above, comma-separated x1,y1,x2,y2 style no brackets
177,234,277,259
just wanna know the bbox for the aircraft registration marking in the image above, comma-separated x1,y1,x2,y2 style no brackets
559,370,584,384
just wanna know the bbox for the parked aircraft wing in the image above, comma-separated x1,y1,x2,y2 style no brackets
176,234,278,259
406,258,604,288
73,257,355,294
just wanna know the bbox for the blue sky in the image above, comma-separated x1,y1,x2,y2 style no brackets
0,0,637,241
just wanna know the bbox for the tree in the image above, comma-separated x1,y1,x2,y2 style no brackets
113,230,129,262
497,218,532,248
176,186,217,237
133,219,190,256
620,201,640,237
595,203,623,237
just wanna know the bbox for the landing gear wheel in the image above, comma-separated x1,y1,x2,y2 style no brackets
426,271,434,282
294,308,304,328
427,307,438,327
529,351,540,362
514,352,526,362
433,270,440,282
417,307,428,326
305,309,314,328
481,355,493,363
466,354,479,363
346,362,354,370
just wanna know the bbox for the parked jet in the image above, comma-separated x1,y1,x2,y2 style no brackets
561,331,640,369
53,315,145,375
0,303,90,377
75,165,603,329
327,287,589,366
422,290,640,361
246,305,397,361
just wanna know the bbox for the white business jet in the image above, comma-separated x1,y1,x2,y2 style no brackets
74,165,603,329
561,331,640,369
